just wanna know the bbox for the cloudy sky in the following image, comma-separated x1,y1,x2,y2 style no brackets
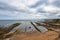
0,0,60,20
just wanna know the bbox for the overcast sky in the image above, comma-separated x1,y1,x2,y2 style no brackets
0,0,60,20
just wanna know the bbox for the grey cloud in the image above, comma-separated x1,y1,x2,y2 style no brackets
0,14,10,17
28,0,60,8
0,2,18,11
28,0,48,8
37,8,47,13
0,2,26,13
37,7,60,18
52,0,60,8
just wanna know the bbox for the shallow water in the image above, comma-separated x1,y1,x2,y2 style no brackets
0,20,36,32
0,20,48,32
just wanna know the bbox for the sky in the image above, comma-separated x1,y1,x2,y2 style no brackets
0,0,60,20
